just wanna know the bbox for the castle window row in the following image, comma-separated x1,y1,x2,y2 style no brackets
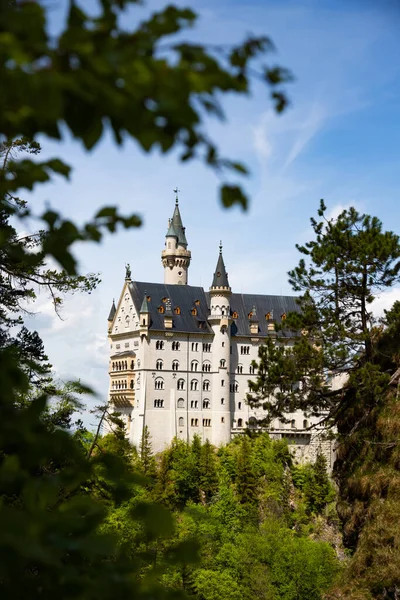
230,382,239,393
240,346,250,355
176,398,211,409
155,359,211,372
111,380,131,390
154,399,164,408
153,340,213,353
112,360,134,371
189,418,214,427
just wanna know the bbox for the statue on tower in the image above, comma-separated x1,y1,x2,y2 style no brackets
125,263,131,280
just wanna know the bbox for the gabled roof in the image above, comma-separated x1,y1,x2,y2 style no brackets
108,299,116,321
211,244,230,289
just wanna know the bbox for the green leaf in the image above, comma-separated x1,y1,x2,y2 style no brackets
220,184,248,210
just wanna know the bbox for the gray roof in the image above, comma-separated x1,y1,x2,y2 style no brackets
227,293,301,337
211,247,230,289
128,281,300,338
129,281,213,333
170,201,188,247
108,300,116,321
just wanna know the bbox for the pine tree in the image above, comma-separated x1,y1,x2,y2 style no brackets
199,439,218,503
140,425,157,481
236,437,258,508
303,450,334,514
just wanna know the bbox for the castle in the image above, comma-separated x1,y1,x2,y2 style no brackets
107,195,332,464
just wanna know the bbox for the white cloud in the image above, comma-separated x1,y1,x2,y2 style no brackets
371,287,400,318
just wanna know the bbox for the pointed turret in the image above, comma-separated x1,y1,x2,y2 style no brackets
140,292,150,335
108,299,116,322
166,218,178,240
140,293,150,314
211,242,230,290
162,190,191,285
170,199,188,247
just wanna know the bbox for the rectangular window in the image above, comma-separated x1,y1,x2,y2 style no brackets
221,379,225,387
238,401,242,409
191,418,199,427
221,417,225,423
221,398,225,405
202,419,211,427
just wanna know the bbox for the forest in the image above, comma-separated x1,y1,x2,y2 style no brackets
1,1,400,599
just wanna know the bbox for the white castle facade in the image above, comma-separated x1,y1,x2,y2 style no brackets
107,197,332,464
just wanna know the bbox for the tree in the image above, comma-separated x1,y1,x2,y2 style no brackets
247,202,400,597
247,201,400,426
1,0,291,277
199,440,219,503
139,425,157,481
236,437,258,509
0,1,293,596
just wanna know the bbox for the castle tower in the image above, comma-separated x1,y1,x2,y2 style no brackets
208,243,232,445
161,191,191,285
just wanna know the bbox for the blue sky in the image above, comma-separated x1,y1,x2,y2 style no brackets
24,0,400,427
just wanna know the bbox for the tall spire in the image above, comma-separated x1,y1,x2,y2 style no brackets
162,190,191,285
211,242,230,289
170,198,187,248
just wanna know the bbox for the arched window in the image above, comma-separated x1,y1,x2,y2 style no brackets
202,361,211,372
232,311,238,319
177,398,185,408
177,379,185,391
220,359,226,368
172,341,180,351
248,416,257,427
158,305,165,314
190,379,198,391
130,360,134,370
203,399,210,409
238,418,243,427
203,380,210,391
191,360,198,372
172,360,179,371
178,417,184,427
155,378,164,390
249,365,254,375
303,419,308,429
191,307,197,316
124,361,127,370
174,306,181,315
291,419,296,429
237,365,243,374
130,380,134,389
156,359,163,370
